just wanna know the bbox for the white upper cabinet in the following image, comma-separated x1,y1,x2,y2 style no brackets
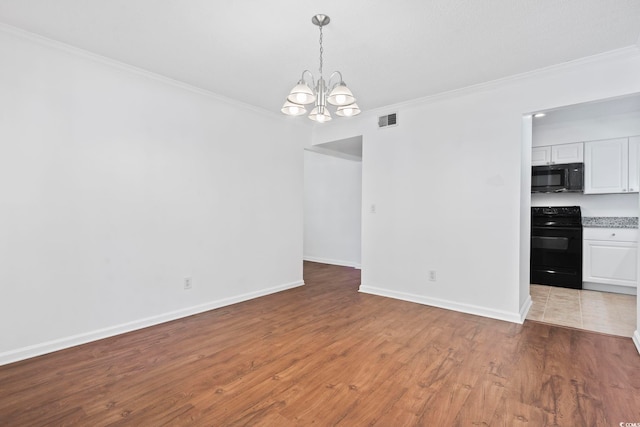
531,146,551,166
628,136,640,192
584,137,638,194
551,143,584,164
531,142,583,166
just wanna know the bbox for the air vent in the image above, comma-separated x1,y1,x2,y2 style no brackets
378,113,398,128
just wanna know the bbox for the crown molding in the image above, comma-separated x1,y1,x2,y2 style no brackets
3,20,638,127
365,45,640,117
0,22,293,122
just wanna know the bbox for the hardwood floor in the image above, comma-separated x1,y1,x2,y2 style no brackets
1,261,639,425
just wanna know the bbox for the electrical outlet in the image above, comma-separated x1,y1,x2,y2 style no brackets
428,270,437,282
184,277,192,290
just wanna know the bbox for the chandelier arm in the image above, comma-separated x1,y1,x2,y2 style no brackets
300,70,316,89
327,71,345,91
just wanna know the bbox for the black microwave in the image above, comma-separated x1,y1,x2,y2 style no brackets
531,163,584,193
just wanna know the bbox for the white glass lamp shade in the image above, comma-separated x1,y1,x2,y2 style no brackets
335,103,361,117
327,83,355,106
287,82,316,105
281,101,307,116
308,106,332,123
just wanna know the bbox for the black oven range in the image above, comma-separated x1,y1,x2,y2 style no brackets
530,206,583,289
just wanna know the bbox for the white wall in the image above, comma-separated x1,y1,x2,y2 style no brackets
532,109,640,147
637,191,640,353
0,28,306,365
520,116,533,312
313,47,640,325
303,150,362,268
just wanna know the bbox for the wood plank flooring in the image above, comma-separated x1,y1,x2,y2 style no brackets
1,261,639,425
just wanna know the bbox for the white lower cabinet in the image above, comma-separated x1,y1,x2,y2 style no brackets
583,228,638,290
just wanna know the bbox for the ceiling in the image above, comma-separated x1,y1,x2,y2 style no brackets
0,1,639,115
309,136,363,161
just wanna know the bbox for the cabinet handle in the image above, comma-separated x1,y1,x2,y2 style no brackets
623,188,627,192
631,188,635,191
612,233,616,237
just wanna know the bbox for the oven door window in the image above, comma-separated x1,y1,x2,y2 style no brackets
531,236,569,251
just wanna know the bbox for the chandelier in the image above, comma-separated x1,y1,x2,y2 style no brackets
281,14,361,123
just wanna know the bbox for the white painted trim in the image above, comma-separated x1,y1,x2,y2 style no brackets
519,295,533,324
633,330,640,355
358,284,523,324
304,256,361,269
0,280,304,366
304,146,362,162
0,22,299,124
583,282,637,296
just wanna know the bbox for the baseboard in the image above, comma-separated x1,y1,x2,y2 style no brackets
303,256,360,269
519,295,532,324
583,282,637,295
0,280,304,366
633,330,640,355
358,284,523,324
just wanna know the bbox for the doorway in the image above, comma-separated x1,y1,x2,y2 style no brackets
303,136,363,269
524,94,640,337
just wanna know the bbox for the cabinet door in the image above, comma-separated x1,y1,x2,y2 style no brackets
584,138,629,194
628,136,640,193
583,240,638,288
551,142,583,164
531,146,551,166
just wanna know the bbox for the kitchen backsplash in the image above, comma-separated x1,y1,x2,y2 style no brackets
531,192,639,217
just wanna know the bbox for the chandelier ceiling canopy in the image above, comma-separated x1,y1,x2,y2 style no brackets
281,14,361,123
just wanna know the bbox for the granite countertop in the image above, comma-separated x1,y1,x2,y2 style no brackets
582,217,639,229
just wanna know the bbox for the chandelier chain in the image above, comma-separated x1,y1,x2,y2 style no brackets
318,25,323,77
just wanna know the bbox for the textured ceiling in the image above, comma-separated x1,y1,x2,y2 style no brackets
0,1,639,114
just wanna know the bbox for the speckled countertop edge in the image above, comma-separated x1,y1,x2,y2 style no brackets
582,217,638,229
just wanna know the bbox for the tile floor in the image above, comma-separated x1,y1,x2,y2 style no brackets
527,284,637,337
